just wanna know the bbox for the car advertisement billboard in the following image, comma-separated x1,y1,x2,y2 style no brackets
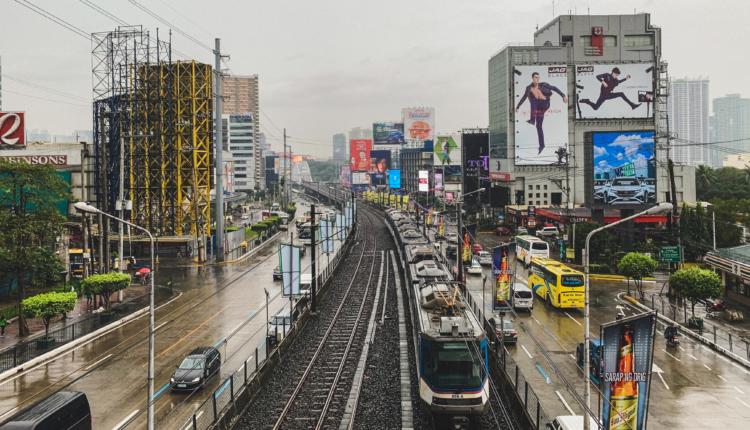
373,122,404,145
418,170,429,192
513,65,568,165
434,134,460,166
600,312,657,430
576,63,655,119
0,112,26,148
369,150,391,186
593,131,656,206
388,170,401,189
350,139,372,171
402,107,435,141
351,171,371,185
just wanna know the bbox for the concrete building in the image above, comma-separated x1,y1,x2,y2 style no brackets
713,94,750,162
723,153,750,169
332,133,347,161
400,144,433,196
348,127,372,140
669,78,712,166
222,113,256,192
222,75,262,191
488,14,695,216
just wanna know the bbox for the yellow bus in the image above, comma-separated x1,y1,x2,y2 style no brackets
527,258,584,309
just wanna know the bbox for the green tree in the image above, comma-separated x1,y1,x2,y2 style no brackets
695,165,716,196
680,203,712,261
669,267,721,316
617,252,658,300
22,291,77,340
81,272,131,312
0,161,70,336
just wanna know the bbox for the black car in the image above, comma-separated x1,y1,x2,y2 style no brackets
0,391,91,430
170,347,221,391
273,265,282,280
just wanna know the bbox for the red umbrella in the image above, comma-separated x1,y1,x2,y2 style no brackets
136,267,151,276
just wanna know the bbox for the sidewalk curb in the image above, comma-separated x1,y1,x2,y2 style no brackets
621,293,750,370
221,231,283,265
0,291,183,384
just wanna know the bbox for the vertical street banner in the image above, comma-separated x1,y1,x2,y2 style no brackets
462,233,471,263
513,65,569,165
335,213,346,240
279,244,301,296
493,245,512,310
438,216,445,237
600,311,657,430
418,170,429,192
320,218,334,254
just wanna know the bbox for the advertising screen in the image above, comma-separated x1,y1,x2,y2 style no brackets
402,107,435,141
340,165,351,187
514,65,568,165
0,112,26,148
369,150,391,186
443,165,462,184
600,312,657,430
350,139,372,171
418,170,429,192
373,122,404,145
351,171,371,185
576,64,655,119
593,131,656,206
434,134,460,166
388,170,401,189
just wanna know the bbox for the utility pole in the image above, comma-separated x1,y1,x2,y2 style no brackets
214,38,226,262
457,204,464,284
310,203,317,313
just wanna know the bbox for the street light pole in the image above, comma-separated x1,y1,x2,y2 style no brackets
582,202,672,430
74,202,157,430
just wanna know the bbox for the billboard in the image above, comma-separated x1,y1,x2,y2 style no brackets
373,122,404,145
418,170,429,192
388,170,401,189
593,131,656,206
350,139,372,171
513,65,568,165
351,171,371,185
576,63,655,119
492,245,512,310
370,150,391,186
340,165,351,187
402,107,435,141
434,134,460,166
0,112,26,148
279,244,301,296
600,312,657,430
443,165,462,184
434,172,443,194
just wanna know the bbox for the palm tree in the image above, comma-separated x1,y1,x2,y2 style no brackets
695,165,716,199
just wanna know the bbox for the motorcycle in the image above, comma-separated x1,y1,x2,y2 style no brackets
707,299,726,313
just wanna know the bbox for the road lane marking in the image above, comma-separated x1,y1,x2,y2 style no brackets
196,410,205,420
703,364,712,371
521,344,534,359
112,409,139,430
153,305,229,361
718,375,728,382
656,372,669,390
678,345,686,352
152,382,171,400
535,363,552,384
564,312,582,326
569,354,576,361
556,390,575,415
736,397,750,408
155,321,168,331
734,386,746,394
652,364,669,390
662,349,682,362
532,316,542,325
688,354,698,361
84,353,113,371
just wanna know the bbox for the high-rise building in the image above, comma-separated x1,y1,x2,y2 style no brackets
713,94,750,162
222,75,261,190
222,113,256,192
669,78,711,166
332,133,347,161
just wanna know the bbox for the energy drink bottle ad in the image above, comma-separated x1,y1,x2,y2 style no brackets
600,311,656,430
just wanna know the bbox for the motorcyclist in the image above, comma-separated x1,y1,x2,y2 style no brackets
664,324,678,345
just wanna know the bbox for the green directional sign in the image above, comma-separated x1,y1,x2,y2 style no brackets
659,246,681,263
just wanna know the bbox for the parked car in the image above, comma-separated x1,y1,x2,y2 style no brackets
0,391,91,430
467,258,483,275
477,251,492,266
489,317,518,344
536,226,559,238
170,347,221,391
495,226,512,236
273,265,282,280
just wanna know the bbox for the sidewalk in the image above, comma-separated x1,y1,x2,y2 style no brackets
0,283,150,351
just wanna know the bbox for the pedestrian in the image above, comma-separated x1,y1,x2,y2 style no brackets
0,316,7,336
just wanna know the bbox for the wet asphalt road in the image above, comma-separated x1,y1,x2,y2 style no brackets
0,199,345,429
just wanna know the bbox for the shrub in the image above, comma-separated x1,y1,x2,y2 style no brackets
22,291,77,339
81,272,131,312
670,268,721,316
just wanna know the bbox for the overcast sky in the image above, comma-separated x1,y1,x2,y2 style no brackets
2,0,749,158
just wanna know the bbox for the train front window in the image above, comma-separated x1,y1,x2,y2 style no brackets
424,342,483,389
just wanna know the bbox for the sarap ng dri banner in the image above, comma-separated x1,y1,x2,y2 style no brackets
514,65,568,165
576,63,654,119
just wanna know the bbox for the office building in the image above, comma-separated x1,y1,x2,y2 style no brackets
399,144,433,196
669,78,712,166
488,13,695,214
222,113,256,192
332,133,347,161
713,94,750,163
222,75,262,191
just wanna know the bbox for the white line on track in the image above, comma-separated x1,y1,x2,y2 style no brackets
521,344,534,359
736,397,750,408
679,345,686,352
532,316,542,325
85,353,113,371
662,349,682,362
112,409,139,430
556,390,575,415
688,354,698,361
569,354,576,361
734,386,746,394
564,312,582,326
155,321,168,331
703,364,712,371
718,375,728,382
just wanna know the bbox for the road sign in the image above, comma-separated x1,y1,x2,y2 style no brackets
659,246,680,263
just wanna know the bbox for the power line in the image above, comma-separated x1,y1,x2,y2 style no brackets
3,89,90,108
3,74,90,103
150,0,214,37
14,0,90,40
127,0,212,52
78,0,128,26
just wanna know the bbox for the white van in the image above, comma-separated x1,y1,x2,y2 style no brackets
512,283,534,310
300,274,312,296
549,415,599,430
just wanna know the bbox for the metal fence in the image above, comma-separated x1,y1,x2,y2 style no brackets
645,293,750,361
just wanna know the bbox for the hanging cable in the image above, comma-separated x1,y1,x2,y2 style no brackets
14,0,90,40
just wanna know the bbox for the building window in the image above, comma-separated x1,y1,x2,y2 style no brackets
536,185,540,190
536,193,540,198
528,193,533,198
543,184,547,190
528,185,533,190
623,34,653,47
543,201,548,205
579,35,617,47
544,193,547,198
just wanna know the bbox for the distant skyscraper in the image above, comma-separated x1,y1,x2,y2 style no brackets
669,78,711,165
332,133,346,161
713,94,750,163
222,113,256,192
222,75,262,190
